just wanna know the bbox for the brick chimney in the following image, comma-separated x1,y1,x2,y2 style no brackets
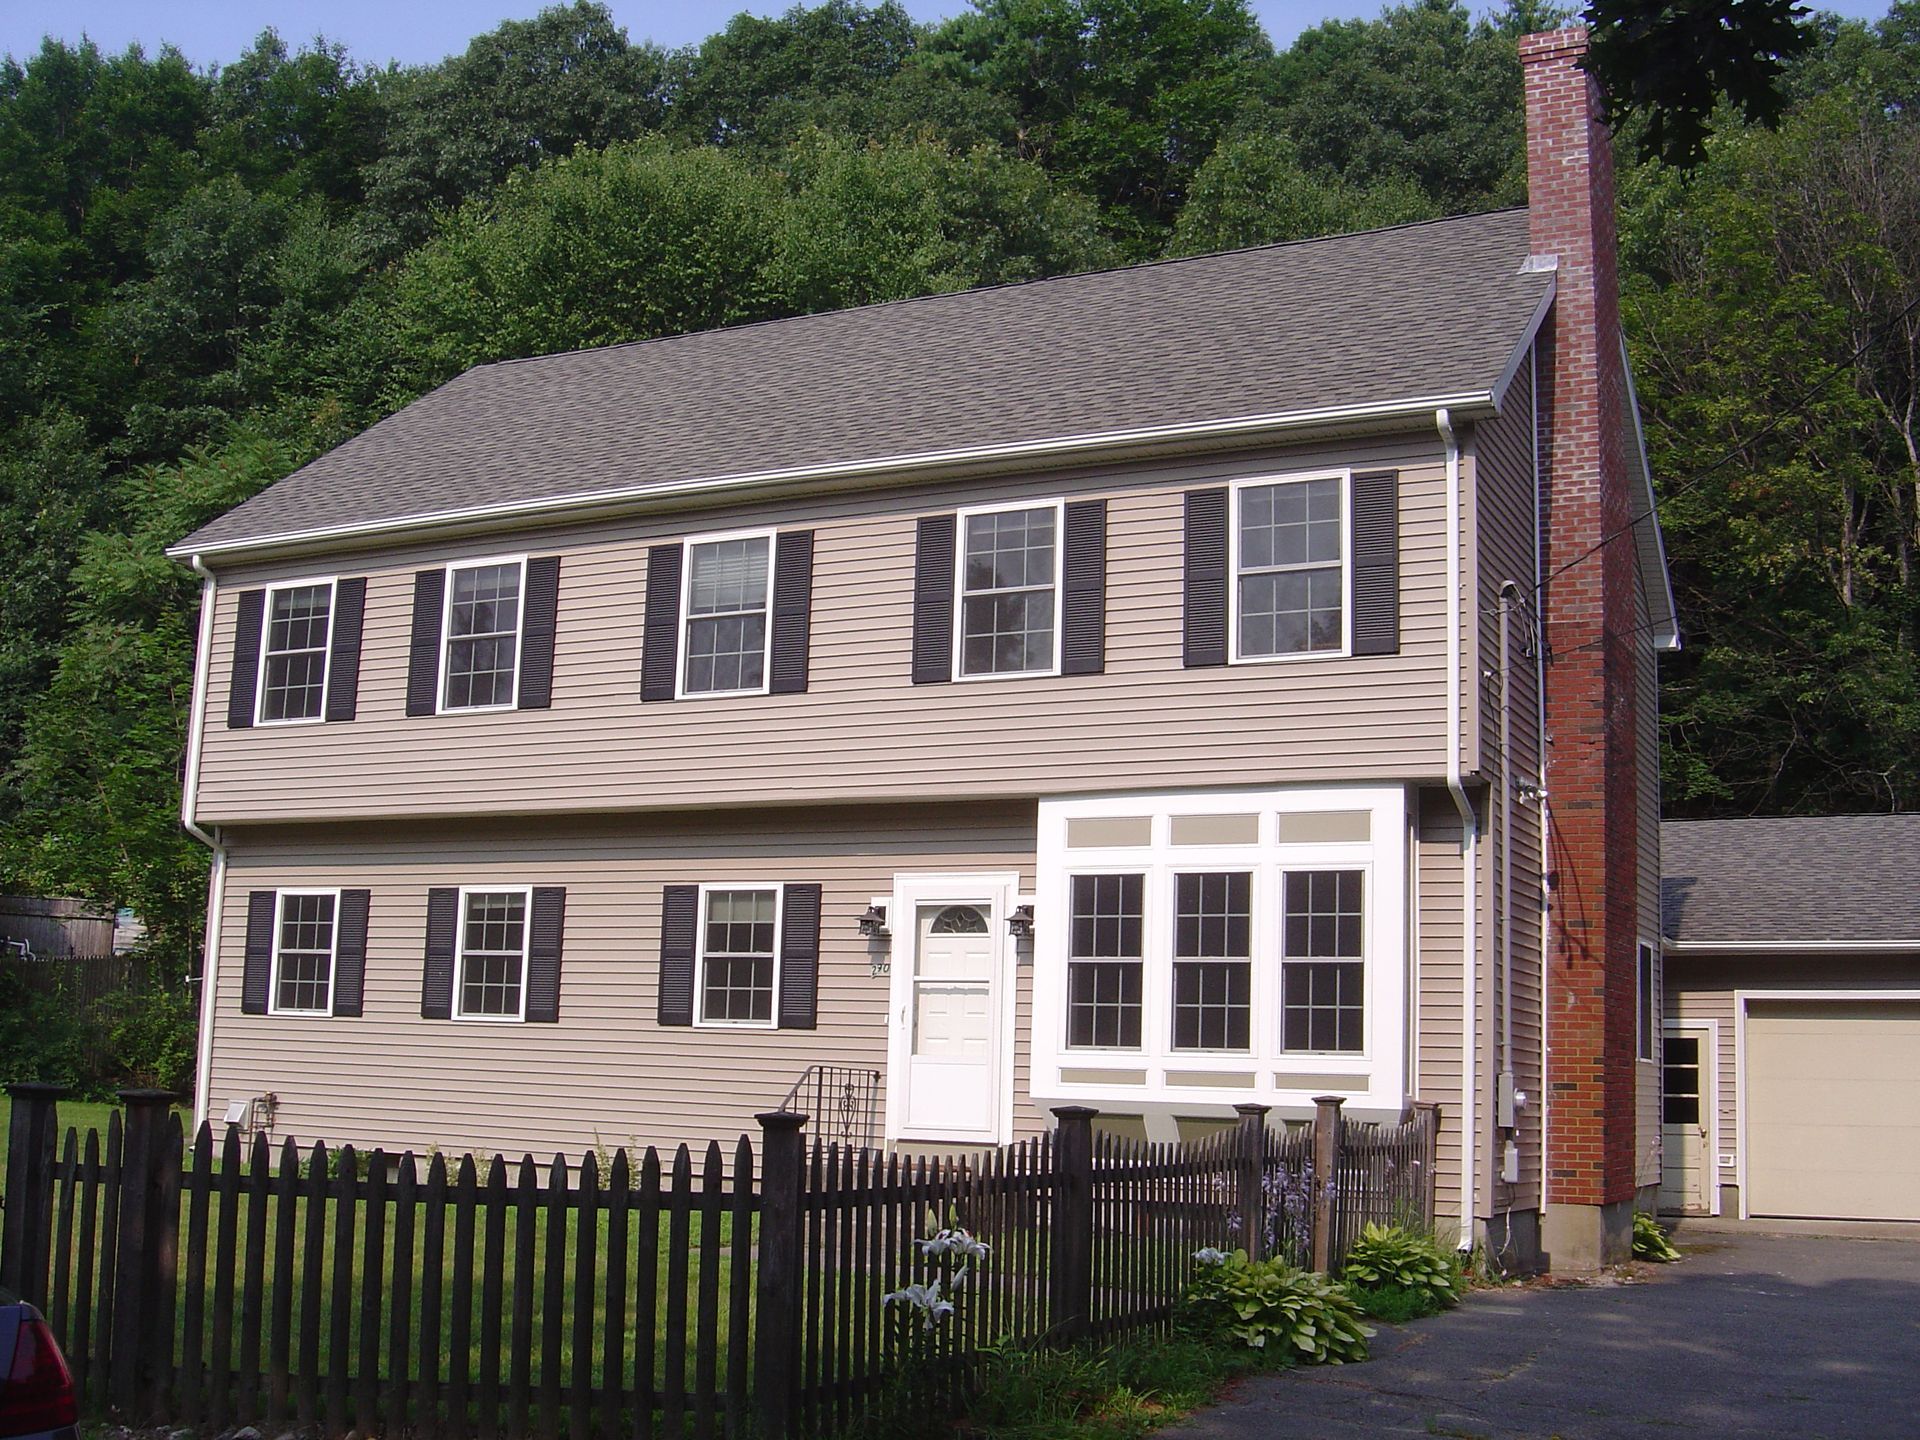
1522,27,1643,1270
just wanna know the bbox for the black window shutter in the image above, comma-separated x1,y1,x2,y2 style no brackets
1350,470,1401,656
324,578,367,722
911,515,956,684
1183,488,1229,668
332,889,371,1017
228,589,265,729
641,544,684,702
406,570,447,717
518,556,562,709
777,883,823,1030
658,884,698,1026
241,890,276,1014
769,531,815,695
421,887,459,1019
525,886,566,1023
1060,499,1107,676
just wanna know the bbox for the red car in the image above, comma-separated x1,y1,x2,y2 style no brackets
0,1291,77,1440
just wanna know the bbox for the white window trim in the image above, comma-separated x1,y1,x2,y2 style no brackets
266,887,341,1017
1228,470,1353,665
693,882,784,1029
1062,864,1153,1055
1167,866,1259,1057
675,528,777,700
1034,786,1407,1118
437,554,528,715
952,498,1066,682
452,884,534,1023
1277,864,1372,1059
254,576,338,727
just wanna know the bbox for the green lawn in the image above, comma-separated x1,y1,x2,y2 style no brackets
0,1096,190,1192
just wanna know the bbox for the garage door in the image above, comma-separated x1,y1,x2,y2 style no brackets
1746,1001,1920,1221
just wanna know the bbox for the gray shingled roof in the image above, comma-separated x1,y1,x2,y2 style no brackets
177,207,1550,554
1662,815,1920,946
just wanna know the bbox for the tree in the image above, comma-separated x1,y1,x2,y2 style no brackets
1169,129,1436,255
200,30,388,208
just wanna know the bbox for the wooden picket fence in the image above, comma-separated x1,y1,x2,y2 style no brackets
0,1087,1437,1440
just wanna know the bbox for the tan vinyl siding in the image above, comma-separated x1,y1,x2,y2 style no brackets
194,435,1455,824
203,803,1038,1161
1414,788,1468,1234
1468,363,1546,1218
1663,956,1920,1202
1634,563,1664,1188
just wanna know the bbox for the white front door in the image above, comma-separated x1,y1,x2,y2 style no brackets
1660,1025,1713,1214
888,876,1017,1143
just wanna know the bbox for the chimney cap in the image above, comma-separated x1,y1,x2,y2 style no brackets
1518,26,1589,63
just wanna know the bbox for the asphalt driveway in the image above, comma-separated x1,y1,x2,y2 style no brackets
1175,1227,1920,1439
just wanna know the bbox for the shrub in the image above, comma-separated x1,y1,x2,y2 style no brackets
1340,1223,1460,1318
1632,1210,1681,1262
1179,1250,1373,1363
96,981,197,1092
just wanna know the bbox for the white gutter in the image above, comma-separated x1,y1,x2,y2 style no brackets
183,556,226,1127
1666,939,1920,955
1438,407,1478,1251
165,390,1501,565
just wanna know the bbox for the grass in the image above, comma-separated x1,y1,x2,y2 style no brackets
0,1095,190,1191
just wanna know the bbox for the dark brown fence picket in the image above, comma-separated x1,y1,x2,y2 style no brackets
271,1136,298,1427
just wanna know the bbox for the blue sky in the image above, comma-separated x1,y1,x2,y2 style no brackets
9,0,1891,70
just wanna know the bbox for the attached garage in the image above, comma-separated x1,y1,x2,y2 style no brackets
1662,815,1920,1227
1744,1001,1920,1222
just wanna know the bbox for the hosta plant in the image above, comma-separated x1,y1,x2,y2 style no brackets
1340,1224,1460,1317
1180,1250,1373,1363
1632,1210,1681,1262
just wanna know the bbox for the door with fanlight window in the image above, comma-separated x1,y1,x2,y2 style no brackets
889,880,1014,1143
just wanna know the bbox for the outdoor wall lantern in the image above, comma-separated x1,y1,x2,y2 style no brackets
1006,904,1035,940
858,903,891,940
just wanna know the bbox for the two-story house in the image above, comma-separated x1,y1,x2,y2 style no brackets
171,29,1675,1270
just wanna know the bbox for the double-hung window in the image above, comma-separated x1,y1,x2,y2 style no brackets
1281,870,1366,1052
442,559,525,711
1234,474,1346,659
457,888,530,1020
957,502,1061,677
1172,872,1252,1051
271,891,338,1015
1067,873,1143,1047
698,886,780,1025
258,581,334,723
682,532,773,697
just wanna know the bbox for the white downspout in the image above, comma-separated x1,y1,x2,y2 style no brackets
1439,408,1478,1252
184,556,226,1128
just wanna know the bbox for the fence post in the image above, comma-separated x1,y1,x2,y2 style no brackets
1232,1103,1270,1261
1310,1095,1344,1274
1410,1100,1441,1229
0,1083,65,1305
1048,1106,1096,1344
753,1110,808,1440
109,1089,178,1417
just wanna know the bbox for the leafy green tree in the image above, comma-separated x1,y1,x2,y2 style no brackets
1168,130,1436,255
200,30,388,208
926,0,1277,247
361,2,676,256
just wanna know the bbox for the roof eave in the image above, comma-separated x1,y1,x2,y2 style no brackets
1664,938,1920,956
168,388,1500,566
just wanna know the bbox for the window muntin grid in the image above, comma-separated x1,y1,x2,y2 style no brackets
1171,872,1252,1051
1237,478,1343,658
700,887,778,1024
1281,869,1365,1052
1066,872,1143,1048
959,505,1058,676
443,562,523,711
272,891,337,1014
259,583,333,723
457,890,528,1019
683,535,772,696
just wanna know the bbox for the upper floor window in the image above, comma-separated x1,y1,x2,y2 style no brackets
442,559,524,712
258,581,334,724
271,890,338,1015
699,886,780,1025
1234,475,1346,660
1067,873,1143,1048
682,532,773,697
457,887,529,1020
1281,869,1365,1053
957,502,1061,678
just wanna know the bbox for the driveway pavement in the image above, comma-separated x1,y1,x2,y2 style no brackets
1175,1229,1920,1439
